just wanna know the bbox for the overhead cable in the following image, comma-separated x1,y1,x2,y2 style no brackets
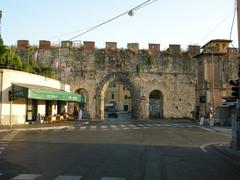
69,0,158,40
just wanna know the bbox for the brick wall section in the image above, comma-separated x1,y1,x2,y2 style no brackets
169,44,181,54
17,40,29,49
188,45,200,57
127,43,139,52
148,43,160,53
105,42,117,51
39,40,51,49
84,41,95,50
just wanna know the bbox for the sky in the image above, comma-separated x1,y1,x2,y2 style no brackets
0,0,238,50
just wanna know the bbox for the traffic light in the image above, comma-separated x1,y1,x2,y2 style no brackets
8,90,13,101
229,80,240,99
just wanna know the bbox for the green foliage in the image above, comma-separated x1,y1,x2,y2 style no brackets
40,67,56,79
147,54,154,68
0,40,55,79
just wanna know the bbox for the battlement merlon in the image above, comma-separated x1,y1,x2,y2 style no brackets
15,40,203,55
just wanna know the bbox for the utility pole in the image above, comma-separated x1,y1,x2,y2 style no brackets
238,0,240,49
0,10,2,38
231,0,240,150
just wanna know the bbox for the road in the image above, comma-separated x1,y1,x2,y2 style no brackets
0,119,239,180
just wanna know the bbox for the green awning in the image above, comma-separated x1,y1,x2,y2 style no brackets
12,83,83,102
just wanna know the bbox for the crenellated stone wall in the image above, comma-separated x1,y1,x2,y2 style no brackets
13,40,207,120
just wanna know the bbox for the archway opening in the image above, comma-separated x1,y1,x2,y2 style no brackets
104,81,132,120
96,73,140,120
149,90,163,118
75,88,89,119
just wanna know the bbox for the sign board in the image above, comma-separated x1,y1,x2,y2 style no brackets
140,96,146,101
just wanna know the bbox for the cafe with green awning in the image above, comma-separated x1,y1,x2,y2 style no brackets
12,83,85,122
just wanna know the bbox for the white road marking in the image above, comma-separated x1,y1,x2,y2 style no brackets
153,124,163,127
79,126,87,130
66,127,75,131
12,174,41,179
200,142,228,153
120,125,126,128
101,125,108,129
101,177,125,180
1,139,12,141
90,126,97,130
0,144,8,146
128,124,136,128
0,147,5,150
54,175,82,180
110,125,117,128
0,151,2,154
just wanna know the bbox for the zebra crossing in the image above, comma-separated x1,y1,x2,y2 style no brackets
0,130,18,155
0,173,125,180
45,123,200,132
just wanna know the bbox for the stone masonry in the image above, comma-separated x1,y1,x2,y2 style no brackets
16,40,202,120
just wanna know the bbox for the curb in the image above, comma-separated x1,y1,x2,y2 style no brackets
0,122,89,132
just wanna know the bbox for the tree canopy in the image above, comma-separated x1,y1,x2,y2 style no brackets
0,38,55,78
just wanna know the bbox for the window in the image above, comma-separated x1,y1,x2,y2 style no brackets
124,95,128,99
111,93,115,99
123,86,126,91
222,44,226,50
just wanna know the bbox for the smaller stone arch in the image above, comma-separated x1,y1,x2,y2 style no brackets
149,90,163,118
75,88,90,119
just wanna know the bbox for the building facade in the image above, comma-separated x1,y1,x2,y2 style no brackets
0,69,81,125
195,39,239,122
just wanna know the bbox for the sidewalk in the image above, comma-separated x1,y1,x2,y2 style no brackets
212,144,240,163
0,120,89,132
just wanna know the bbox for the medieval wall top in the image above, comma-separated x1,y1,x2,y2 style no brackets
15,40,201,57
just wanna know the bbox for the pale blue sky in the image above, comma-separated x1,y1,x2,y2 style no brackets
0,0,237,49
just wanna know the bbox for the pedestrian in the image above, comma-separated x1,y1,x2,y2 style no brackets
78,108,83,120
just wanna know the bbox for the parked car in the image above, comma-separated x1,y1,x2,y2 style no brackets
107,108,118,118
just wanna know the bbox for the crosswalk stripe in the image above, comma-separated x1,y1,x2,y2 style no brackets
1,139,12,141
66,127,75,131
0,147,5,150
120,125,126,128
128,124,136,128
54,175,82,180
101,125,108,129
0,151,2,154
0,144,8,146
90,126,97,130
154,124,163,127
79,126,86,130
101,177,125,180
12,174,41,180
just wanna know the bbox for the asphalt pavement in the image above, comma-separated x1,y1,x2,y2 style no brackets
0,118,239,180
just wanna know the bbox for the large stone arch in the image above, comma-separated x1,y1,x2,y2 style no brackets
95,72,141,120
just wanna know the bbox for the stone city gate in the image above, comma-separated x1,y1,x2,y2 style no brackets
15,40,199,120
95,72,141,120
